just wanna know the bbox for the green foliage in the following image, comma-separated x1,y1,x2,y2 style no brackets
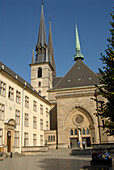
96,9,114,136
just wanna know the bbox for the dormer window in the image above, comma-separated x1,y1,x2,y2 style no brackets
38,67,42,78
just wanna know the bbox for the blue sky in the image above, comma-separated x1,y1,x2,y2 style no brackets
0,0,113,83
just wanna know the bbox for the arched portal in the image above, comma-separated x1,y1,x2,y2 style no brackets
62,106,95,149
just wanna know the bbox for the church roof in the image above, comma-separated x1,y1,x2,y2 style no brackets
53,77,63,87
53,59,100,89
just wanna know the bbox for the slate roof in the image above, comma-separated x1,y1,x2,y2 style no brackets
36,5,47,48
53,77,63,87
53,59,100,89
0,61,50,104
48,22,56,77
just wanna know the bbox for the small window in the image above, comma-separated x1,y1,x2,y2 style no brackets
33,134,37,146
70,129,73,135
38,67,42,78
0,81,6,97
33,100,37,112
25,96,29,108
14,131,19,148
74,129,77,135
82,129,85,135
15,109,20,125
48,136,50,141
53,135,55,141
8,86,14,100
51,136,53,141
38,81,41,87
16,90,21,104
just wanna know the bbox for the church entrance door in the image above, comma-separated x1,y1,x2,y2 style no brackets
86,137,91,147
70,138,78,148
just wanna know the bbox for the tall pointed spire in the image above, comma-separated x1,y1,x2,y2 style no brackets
35,2,47,63
31,49,35,64
74,25,84,61
48,18,56,77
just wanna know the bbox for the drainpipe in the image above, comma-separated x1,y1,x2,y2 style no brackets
21,83,26,154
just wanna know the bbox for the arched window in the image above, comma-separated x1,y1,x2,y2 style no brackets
53,135,55,141
48,136,50,141
87,128,89,134
51,135,53,141
74,129,77,135
70,129,73,135
38,81,41,87
82,128,85,135
38,67,42,78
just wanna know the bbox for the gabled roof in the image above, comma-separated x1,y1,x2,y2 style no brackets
53,59,100,89
0,61,50,105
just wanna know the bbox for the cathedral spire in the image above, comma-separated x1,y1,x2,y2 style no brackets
48,18,56,77
37,2,47,47
35,2,47,63
74,25,84,61
31,49,35,64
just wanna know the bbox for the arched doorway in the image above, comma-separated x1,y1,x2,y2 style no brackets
7,131,11,152
63,106,95,149
4,119,16,153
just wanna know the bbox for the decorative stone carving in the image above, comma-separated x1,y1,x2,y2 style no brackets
73,115,84,125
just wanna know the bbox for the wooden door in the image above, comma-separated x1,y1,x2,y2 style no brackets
7,131,11,152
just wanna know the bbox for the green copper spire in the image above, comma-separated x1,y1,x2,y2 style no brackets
74,25,84,61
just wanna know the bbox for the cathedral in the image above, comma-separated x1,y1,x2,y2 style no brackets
0,3,113,155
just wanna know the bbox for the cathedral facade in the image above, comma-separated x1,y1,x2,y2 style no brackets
0,3,113,154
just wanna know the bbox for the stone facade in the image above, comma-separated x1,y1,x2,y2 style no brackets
48,87,114,149
30,62,53,100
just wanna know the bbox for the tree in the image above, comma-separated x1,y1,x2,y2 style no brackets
95,9,114,136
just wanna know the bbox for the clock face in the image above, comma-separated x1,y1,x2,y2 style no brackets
75,115,84,125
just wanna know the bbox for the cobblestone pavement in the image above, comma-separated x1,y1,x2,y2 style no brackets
0,149,113,170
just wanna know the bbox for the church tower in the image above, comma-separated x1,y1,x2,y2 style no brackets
30,2,56,100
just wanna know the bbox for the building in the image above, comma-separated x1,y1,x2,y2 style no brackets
0,3,113,154
0,61,50,154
